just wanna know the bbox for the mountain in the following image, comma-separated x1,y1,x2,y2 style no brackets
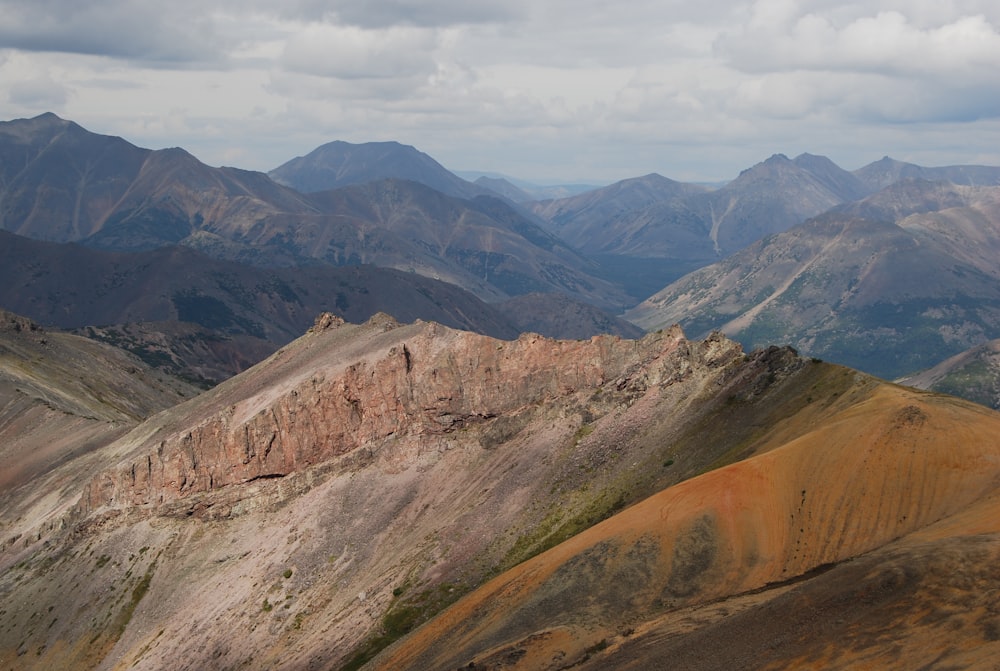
898,339,1000,410
854,155,1000,192
0,229,519,383
528,154,873,301
626,184,1000,380
528,173,707,243
0,113,316,250
269,139,487,199
0,114,629,309
473,175,535,202
4,315,1000,670
458,171,601,201
494,293,645,340
302,179,629,307
692,152,872,254
529,154,873,258
379,378,1000,670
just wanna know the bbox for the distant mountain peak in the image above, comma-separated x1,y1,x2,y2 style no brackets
268,138,486,199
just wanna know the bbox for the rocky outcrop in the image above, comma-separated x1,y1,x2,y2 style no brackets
77,318,744,515
0,308,42,334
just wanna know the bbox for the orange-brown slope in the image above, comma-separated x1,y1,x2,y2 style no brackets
375,385,1000,670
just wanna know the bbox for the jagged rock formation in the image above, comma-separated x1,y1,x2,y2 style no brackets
76,313,740,515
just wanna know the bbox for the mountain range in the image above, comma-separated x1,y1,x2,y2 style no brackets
626,181,1000,380
7,111,1000,399
6,109,1000,670
0,113,624,309
0,229,646,385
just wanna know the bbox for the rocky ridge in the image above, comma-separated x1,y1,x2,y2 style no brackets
3,313,824,671
76,313,740,516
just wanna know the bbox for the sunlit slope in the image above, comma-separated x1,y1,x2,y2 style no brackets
377,384,1000,670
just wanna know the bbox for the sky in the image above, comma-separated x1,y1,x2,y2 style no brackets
1,0,999,185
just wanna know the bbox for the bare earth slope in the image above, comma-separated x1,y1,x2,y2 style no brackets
3,314,999,671
0,309,198,557
376,384,1000,671
899,338,1000,409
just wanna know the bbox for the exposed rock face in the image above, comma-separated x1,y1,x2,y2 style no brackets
0,309,41,334
78,317,742,514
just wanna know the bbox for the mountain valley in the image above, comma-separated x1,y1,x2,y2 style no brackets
627,183,1000,380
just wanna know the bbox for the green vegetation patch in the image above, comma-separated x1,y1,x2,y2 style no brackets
497,486,628,574
339,582,467,671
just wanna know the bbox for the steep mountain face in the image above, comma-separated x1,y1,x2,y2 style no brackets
899,339,1000,410
854,155,1000,192
626,184,1000,380
529,153,872,260
695,152,872,254
838,177,980,222
0,113,317,250
527,154,874,302
269,140,487,199
0,113,149,241
528,173,708,249
1,313,858,671
302,179,628,307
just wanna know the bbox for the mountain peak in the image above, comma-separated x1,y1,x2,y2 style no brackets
268,138,485,199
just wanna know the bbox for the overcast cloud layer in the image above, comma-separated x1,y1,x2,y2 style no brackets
1,0,999,183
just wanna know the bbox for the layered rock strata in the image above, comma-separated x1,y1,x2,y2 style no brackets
78,315,743,515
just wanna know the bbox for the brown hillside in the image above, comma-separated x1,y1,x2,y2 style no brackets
375,384,1000,670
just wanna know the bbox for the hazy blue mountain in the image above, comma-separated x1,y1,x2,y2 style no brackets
854,156,1000,192
269,139,488,199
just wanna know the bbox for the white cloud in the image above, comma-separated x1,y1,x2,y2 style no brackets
1,0,999,182
719,4,1000,77
0,1,224,64
280,24,439,80
8,74,68,108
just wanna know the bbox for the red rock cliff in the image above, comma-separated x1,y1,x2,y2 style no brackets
77,316,744,515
